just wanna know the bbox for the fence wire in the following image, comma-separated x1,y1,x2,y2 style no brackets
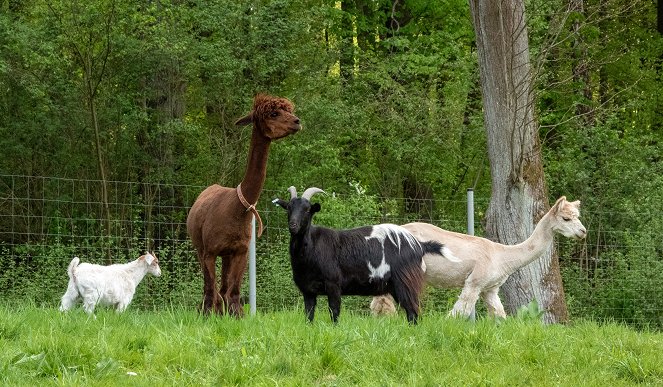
0,174,661,329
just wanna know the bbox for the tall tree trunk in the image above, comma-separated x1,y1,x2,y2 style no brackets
339,1,355,83
87,69,112,263
47,0,116,262
468,0,568,323
570,0,594,125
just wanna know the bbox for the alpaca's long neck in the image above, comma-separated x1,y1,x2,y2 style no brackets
501,211,556,275
240,125,272,205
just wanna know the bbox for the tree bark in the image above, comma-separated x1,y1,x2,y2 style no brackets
468,0,568,323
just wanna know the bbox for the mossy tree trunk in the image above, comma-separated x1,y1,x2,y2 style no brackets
468,0,568,323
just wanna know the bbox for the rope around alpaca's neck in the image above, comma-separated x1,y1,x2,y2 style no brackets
236,184,264,238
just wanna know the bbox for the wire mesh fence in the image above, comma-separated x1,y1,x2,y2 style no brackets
1,174,661,329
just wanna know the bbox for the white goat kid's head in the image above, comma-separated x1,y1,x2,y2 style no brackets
550,197,587,240
141,252,162,277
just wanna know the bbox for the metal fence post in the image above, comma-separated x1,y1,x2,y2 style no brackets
249,215,257,316
467,188,474,236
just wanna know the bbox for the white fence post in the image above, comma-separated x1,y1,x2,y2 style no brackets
249,215,257,316
467,188,474,236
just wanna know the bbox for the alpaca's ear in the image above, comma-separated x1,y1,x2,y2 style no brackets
311,203,321,214
235,113,253,126
551,196,566,212
272,198,288,210
571,200,581,208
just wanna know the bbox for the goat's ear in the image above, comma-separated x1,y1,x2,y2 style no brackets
272,198,288,210
311,203,321,214
145,254,155,265
235,113,253,126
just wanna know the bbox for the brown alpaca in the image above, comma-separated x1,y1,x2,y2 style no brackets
186,94,301,316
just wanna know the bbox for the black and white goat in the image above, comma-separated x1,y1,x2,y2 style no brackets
273,186,457,324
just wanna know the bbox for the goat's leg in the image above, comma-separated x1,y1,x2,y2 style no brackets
199,252,220,315
221,248,249,318
303,292,317,322
59,280,79,311
82,296,97,315
115,293,135,313
481,286,506,319
326,285,342,324
450,284,481,320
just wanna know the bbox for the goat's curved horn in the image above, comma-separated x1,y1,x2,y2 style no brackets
301,187,325,201
287,186,298,200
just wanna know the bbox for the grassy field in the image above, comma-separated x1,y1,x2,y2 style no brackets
1,304,662,386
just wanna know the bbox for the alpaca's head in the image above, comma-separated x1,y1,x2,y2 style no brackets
235,94,301,140
273,186,325,235
550,197,587,240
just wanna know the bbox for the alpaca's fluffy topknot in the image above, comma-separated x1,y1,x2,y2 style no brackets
253,94,294,120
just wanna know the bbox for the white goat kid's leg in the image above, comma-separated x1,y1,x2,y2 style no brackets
82,296,98,315
481,286,507,319
59,280,80,311
115,295,135,313
450,285,481,320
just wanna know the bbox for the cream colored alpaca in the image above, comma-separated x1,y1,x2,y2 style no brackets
371,196,586,319
370,293,397,316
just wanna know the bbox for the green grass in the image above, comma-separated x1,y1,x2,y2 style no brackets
1,304,662,386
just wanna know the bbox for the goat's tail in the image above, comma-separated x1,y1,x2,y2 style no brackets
67,256,80,280
391,261,426,323
421,240,461,263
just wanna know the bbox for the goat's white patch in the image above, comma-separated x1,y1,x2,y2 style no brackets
368,259,391,280
365,224,418,280
365,224,418,251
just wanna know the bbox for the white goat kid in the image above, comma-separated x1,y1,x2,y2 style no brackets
59,253,161,314
371,196,586,319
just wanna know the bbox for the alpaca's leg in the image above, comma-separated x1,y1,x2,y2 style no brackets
450,284,481,320
370,295,396,316
199,251,220,315
481,286,507,319
59,280,80,311
222,248,249,318
219,256,231,314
